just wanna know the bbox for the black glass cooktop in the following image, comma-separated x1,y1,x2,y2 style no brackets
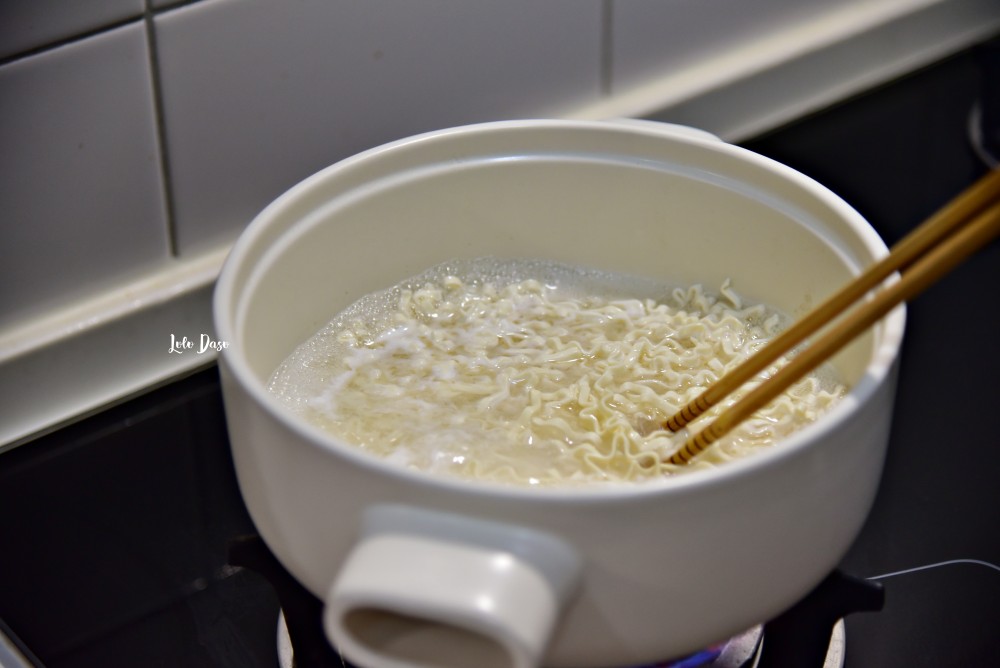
2,40,998,668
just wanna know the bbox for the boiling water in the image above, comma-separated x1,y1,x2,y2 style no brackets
267,258,845,486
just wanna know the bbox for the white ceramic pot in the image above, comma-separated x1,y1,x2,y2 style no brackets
214,119,905,668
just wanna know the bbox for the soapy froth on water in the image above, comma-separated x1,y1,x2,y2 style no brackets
267,258,845,486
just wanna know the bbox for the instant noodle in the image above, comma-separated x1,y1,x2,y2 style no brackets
268,258,845,485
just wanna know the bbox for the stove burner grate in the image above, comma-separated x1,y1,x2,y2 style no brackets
229,535,882,668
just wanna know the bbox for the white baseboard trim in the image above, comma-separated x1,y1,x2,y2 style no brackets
0,247,228,451
568,0,1000,141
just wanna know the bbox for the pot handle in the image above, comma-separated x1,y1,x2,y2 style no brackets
324,504,582,668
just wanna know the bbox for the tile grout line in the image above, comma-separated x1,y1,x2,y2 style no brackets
600,0,614,98
0,16,139,67
144,1,180,257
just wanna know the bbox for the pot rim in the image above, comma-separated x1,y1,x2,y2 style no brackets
214,118,906,501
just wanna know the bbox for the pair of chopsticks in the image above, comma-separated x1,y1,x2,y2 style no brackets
664,168,1000,466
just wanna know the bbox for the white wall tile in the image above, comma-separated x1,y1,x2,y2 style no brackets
154,0,603,255
0,0,144,60
611,0,865,93
0,23,170,328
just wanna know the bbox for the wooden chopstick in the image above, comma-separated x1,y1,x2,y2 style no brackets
666,171,1000,466
663,168,1000,434
663,170,1000,431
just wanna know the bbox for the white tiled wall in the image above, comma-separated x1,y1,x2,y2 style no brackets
0,20,170,329
154,0,603,254
0,0,604,325
611,0,859,93
1,0,998,447
0,0,144,60
5,0,998,332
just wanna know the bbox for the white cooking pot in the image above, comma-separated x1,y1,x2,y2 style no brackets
214,119,904,668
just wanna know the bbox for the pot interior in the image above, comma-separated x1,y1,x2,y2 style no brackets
226,123,891,409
